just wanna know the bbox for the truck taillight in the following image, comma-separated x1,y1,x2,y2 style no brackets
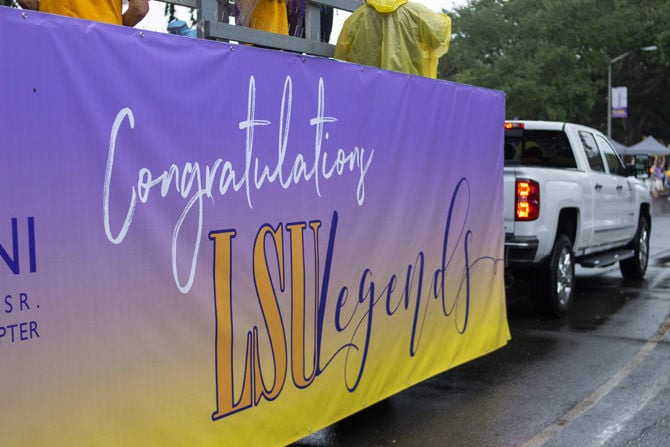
516,179,540,221
504,122,524,129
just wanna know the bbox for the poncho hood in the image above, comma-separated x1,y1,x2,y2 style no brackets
366,0,408,13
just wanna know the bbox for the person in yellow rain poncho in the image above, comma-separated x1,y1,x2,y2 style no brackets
334,0,451,78
236,0,289,35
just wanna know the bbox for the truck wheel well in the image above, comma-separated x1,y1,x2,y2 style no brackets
556,208,578,245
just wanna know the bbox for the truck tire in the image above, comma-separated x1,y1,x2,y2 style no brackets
530,234,575,317
619,215,650,279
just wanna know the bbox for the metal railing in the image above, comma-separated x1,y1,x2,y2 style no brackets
159,0,360,57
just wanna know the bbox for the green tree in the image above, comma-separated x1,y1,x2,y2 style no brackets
440,0,670,144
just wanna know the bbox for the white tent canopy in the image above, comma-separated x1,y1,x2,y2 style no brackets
610,139,628,154
618,136,669,156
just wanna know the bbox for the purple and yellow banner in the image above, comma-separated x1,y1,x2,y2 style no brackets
0,7,509,446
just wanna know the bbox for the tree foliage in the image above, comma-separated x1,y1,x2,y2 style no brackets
439,0,670,144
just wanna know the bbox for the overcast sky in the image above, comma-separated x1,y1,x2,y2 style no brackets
137,0,468,43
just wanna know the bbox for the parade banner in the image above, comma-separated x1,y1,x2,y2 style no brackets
0,7,510,446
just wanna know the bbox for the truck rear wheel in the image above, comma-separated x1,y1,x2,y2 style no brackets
620,215,650,279
530,234,575,317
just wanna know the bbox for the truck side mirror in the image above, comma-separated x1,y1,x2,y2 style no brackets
634,155,650,179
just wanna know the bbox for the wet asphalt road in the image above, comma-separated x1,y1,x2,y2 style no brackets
292,198,670,447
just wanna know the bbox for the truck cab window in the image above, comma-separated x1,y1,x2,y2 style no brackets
504,130,575,168
596,135,626,176
579,131,605,172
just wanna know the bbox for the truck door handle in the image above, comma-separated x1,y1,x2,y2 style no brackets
616,185,623,191
595,183,603,190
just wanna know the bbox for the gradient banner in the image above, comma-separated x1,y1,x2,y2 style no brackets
0,7,509,446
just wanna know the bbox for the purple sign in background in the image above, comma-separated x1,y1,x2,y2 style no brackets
0,7,509,446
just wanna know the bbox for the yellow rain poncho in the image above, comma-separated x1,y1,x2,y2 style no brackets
333,0,451,78
236,0,289,35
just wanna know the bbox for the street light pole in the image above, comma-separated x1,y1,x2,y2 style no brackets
607,45,658,139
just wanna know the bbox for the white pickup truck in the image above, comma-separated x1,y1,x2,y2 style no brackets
504,120,652,317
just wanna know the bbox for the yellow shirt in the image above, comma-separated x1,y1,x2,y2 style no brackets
39,0,123,25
